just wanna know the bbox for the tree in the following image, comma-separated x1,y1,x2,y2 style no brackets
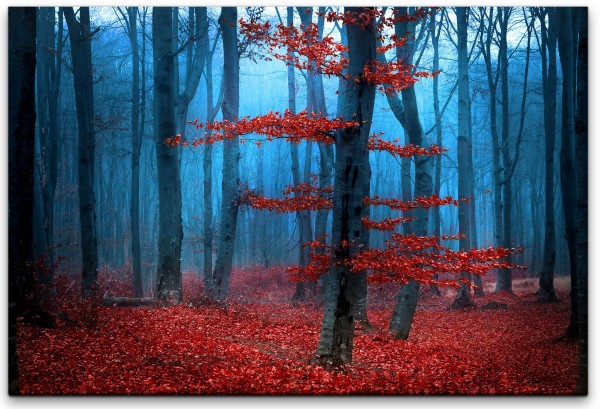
202,16,224,288
430,8,444,297
311,7,376,364
35,7,62,298
556,7,578,339
9,6,38,395
574,7,587,394
389,7,435,338
451,6,475,309
153,7,183,303
172,6,521,366
208,7,241,301
480,7,504,287
536,7,559,302
115,6,144,297
174,7,208,138
63,7,99,297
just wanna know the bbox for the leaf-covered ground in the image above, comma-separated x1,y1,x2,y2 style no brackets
18,267,577,395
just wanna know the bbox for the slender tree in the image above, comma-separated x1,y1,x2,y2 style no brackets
451,6,474,309
556,7,578,339
63,7,99,297
209,7,240,301
202,21,224,288
389,8,435,339
153,7,183,303
35,8,62,297
537,7,559,302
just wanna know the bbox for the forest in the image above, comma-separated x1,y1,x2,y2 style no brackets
8,6,587,395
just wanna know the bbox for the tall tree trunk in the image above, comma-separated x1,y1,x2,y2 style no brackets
210,7,240,301
63,7,99,297
9,6,41,394
153,7,183,303
291,7,314,301
313,8,376,366
389,8,434,339
574,7,588,394
538,8,559,302
451,6,474,309
36,7,61,300
481,8,504,289
202,24,223,289
556,7,578,339
430,9,443,297
127,7,143,297
496,7,513,293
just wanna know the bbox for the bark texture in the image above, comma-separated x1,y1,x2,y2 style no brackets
153,7,183,303
313,8,376,366
389,8,434,339
63,7,99,297
556,7,578,339
538,8,559,302
9,6,38,395
210,7,240,301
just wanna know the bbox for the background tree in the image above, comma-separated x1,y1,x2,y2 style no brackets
35,7,62,298
63,7,99,297
451,6,474,309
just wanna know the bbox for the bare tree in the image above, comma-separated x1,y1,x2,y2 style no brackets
153,7,183,303
63,7,99,297
209,7,240,301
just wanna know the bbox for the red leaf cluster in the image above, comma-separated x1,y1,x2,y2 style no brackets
240,180,333,214
368,135,446,157
239,19,349,77
364,194,466,212
166,110,358,147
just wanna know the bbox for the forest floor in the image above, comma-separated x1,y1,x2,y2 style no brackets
17,267,577,395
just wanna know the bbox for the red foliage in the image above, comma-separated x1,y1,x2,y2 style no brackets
17,278,577,394
166,110,358,147
239,19,349,77
368,135,446,157
364,194,466,212
239,179,333,214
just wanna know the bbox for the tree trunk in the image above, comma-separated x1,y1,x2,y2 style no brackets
556,7,578,339
313,8,376,366
389,8,434,339
451,7,474,309
430,9,443,297
574,7,588,394
126,7,143,298
538,8,559,302
64,7,99,297
496,7,513,293
9,6,40,394
210,7,240,301
174,7,208,137
481,8,504,290
153,7,183,303
35,7,61,300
